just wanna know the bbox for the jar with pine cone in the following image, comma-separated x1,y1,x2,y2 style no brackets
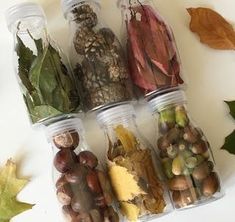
62,0,134,111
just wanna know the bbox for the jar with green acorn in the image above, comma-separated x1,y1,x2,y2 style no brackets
149,89,223,209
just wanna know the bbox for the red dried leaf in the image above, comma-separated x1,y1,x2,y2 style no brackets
127,4,183,95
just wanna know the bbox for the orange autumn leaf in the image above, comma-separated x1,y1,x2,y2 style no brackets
187,7,235,50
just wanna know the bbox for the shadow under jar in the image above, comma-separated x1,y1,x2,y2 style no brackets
97,104,172,222
61,0,133,111
46,117,119,222
149,89,223,209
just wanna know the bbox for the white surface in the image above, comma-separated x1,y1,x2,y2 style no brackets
0,0,235,221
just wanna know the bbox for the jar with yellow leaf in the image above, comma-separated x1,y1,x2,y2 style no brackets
97,104,172,221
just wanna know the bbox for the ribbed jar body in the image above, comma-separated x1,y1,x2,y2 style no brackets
97,104,172,222
149,90,223,209
46,117,120,222
118,0,184,98
6,3,81,126
62,0,134,111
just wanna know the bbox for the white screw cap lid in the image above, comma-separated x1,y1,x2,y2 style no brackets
5,2,45,31
61,0,101,18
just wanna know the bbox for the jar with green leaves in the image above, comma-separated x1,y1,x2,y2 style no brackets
149,89,223,209
6,2,82,126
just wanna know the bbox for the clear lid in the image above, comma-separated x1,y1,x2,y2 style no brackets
61,0,101,18
46,117,84,139
97,104,136,126
6,2,45,32
148,89,186,113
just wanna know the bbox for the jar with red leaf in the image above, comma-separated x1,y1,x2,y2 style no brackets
118,0,184,98
46,117,119,222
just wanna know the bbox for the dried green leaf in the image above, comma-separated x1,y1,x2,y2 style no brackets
0,160,34,222
221,130,235,154
15,36,35,93
30,105,62,123
225,101,235,119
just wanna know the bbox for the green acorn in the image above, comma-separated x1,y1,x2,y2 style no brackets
159,108,175,133
175,106,189,128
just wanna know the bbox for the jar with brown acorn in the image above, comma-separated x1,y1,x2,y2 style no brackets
149,89,223,209
46,117,119,222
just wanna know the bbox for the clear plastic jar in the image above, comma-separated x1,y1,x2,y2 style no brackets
46,117,120,222
6,3,81,126
118,0,184,98
61,0,133,111
97,104,172,221
149,89,223,209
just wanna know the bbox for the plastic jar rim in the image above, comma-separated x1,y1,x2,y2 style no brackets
5,2,45,32
148,89,186,113
61,0,101,18
46,117,84,138
96,103,136,127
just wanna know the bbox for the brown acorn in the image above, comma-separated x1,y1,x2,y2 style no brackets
183,126,200,143
202,172,220,197
172,188,197,208
169,176,193,191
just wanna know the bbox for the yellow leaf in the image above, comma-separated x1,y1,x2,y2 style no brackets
121,202,140,222
0,160,34,222
114,125,137,152
187,7,235,50
109,165,146,202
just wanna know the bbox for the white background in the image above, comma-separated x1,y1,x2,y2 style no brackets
0,0,235,221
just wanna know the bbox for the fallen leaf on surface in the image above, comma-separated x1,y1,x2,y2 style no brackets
225,101,235,119
187,7,235,50
0,160,34,222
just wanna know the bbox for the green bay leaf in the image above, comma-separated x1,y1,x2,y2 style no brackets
221,130,235,154
30,105,62,123
15,36,35,93
225,101,235,120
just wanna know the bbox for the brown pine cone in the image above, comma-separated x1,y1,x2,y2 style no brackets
72,4,98,28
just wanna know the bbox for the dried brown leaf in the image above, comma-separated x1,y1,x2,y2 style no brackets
187,7,235,50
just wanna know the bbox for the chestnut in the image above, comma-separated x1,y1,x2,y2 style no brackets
78,151,98,169
183,126,200,143
57,184,73,205
71,190,94,213
89,209,103,222
73,213,92,222
104,207,119,222
53,131,79,150
191,140,208,154
86,170,102,193
54,149,77,173
65,164,87,184
95,194,107,208
62,205,78,220
56,175,67,189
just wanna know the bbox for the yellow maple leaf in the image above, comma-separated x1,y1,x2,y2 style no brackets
0,160,34,222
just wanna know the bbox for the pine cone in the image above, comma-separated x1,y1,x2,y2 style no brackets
85,83,131,110
72,4,98,28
